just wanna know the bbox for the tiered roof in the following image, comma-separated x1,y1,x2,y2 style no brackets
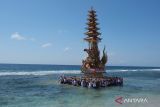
84,8,101,42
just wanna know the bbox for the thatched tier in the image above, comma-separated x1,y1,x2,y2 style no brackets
59,75,123,88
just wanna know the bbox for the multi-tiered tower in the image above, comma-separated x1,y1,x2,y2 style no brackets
81,8,108,77
59,8,123,88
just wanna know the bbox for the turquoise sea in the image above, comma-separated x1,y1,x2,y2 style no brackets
0,64,160,107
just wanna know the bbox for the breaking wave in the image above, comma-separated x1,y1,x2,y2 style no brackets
0,68,159,76
107,69,160,72
0,70,81,76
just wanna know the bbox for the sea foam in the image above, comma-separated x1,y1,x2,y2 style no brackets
0,68,159,76
0,70,81,76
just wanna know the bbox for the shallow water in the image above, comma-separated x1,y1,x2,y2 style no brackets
0,64,160,107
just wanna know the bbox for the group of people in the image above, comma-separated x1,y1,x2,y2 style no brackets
59,76,123,88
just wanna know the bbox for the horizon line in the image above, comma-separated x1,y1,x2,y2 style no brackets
0,63,159,68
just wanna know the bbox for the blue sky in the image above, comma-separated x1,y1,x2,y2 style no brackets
0,0,160,66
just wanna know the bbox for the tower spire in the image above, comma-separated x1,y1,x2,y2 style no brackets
91,6,93,10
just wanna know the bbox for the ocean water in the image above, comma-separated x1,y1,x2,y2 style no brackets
0,64,160,107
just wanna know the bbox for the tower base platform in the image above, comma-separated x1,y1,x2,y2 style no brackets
59,75,123,88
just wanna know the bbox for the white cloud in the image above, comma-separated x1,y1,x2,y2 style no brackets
108,52,115,57
11,32,26,40
57,29,68,35
64,47,71,51
41,43,52,48
30,37,36,41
